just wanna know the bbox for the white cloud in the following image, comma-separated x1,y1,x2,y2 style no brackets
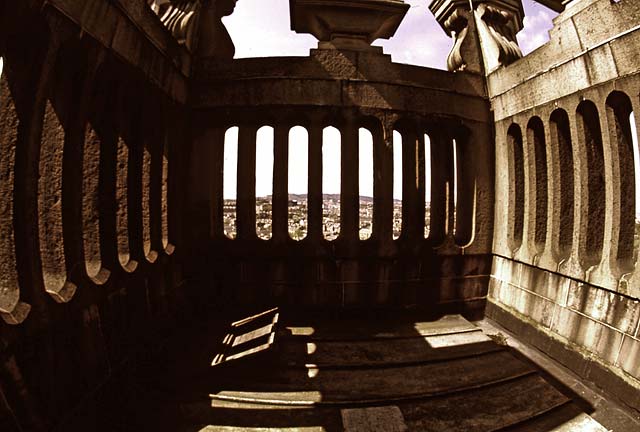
221,0,561,200
224,0,452,68
225,0,558,66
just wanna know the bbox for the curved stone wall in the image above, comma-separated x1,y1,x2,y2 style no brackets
0,2,188,429
488,0,640,411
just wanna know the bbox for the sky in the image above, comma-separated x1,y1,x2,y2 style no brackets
220,0,561,200
224,0,558,67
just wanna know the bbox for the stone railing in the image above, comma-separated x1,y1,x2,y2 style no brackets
485,0,640,411
188,49,495,314
0,1,188,429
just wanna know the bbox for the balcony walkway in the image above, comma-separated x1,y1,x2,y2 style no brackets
94,311,640,432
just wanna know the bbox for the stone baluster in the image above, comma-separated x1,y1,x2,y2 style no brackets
272,124,289,242
453,128,473,246
207,126,225,239
341,115,359,244
429,129,455,245
307,120,323,242
401,127,425,242
236,125,257,240
373,121,393,243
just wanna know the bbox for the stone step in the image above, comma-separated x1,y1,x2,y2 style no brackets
194,374,578,431
276,329,500,368
211,350,536,404
503,402,610,432
281,314,478,341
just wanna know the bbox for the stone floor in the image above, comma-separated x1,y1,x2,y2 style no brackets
84,310,640,431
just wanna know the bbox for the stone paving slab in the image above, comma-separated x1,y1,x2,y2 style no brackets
278,330,498,367
341,406,407,432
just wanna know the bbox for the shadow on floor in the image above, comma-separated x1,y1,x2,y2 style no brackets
74,307,605,432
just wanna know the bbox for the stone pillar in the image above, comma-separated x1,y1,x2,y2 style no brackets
236,125,257,240
373,121,393,243
308,120,323,242
209,126,225,239
272,124,289,242
341,115,359,244
401,127,425,242
429,128,455,245
429,0,525,74
453,128,474,246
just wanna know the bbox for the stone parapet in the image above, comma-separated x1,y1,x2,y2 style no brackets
46,0,191,102
488,255,640,412
489,0,640,406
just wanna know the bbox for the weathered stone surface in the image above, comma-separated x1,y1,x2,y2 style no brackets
342,406,407,432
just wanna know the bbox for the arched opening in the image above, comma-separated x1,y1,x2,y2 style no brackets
393,130,403,240
576,100,605,270
142,142,155,261
83,126,108,282
631,111,640,261
549,109,574,260
288,126,308,241
115,137,134,270
161,136,171,252
0,63,22,317
424,133,432,239
452,138,458,234
323,126,341,241
256,126,274,240
605,91,636,271
507,124,525,252
527,116,548,254
223,126,239,239
359,128,374,240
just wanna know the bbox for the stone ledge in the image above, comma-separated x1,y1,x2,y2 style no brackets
486,299,640,414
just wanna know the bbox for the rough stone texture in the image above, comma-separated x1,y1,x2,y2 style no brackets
342,406,407,432
488,2,640,406
0,2,188,430
488,256,640,411
2,0,640,429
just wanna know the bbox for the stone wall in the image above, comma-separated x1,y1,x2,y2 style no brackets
0,1,189,429
487,0,640,411
187,49,496,314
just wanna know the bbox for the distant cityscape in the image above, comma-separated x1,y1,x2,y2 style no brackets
223,195,431,240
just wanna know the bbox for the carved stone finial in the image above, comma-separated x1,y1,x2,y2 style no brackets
475,3,523,68
197,0,239,59
290,0,410,53
443,7,472,72
148,0,238,59
148,0,203,51
430,0,524,73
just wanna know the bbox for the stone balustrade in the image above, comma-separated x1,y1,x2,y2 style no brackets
485,0,640,411
187,49,495,312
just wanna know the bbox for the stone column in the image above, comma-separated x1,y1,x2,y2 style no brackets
429,128,455,245
308,120,323,242
453,128,474,246
236,125,257,240
373,121,393,243
209,126,225,239
401,128,425,242
272,124,289,242
341,115,359,244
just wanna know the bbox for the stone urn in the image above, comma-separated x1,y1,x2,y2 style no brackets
290,0,410,52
